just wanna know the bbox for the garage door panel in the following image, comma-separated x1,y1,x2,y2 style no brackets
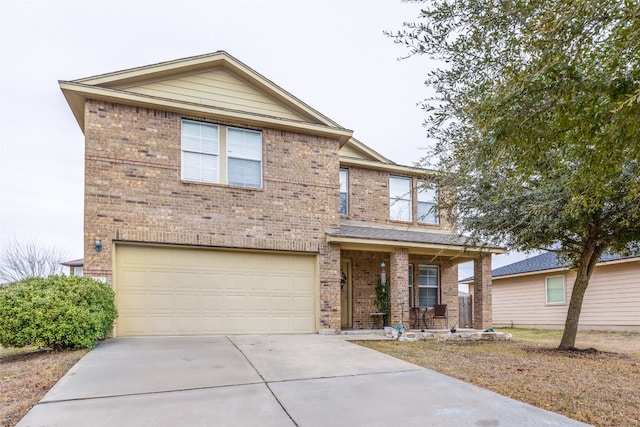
115,245,317,336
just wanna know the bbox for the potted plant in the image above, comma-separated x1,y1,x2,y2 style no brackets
375,276,390,326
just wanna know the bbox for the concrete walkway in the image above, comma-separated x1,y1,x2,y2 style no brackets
18,335,589,427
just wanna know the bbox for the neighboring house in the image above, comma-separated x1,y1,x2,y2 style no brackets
465,252,640,332
61,258,84,277
59,51,502,337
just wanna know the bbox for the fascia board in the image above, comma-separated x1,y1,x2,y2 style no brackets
59,81,353,143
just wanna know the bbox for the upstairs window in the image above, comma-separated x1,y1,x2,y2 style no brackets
418,180,439,224
181,120,219,183
181,119,262,189
339,168,349,215
389,176,412,221
545,276,565,304
227,127,262,188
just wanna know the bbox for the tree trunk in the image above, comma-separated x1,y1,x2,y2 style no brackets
558,239,607,350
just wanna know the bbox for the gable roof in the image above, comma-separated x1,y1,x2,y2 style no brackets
461,251,640,282
59,51,352,144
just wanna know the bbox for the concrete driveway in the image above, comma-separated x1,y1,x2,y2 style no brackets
18,335,589,427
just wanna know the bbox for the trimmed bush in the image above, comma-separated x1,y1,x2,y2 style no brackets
0,275,117,350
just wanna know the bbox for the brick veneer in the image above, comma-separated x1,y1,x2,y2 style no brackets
473,253,492,329
83,99,342,330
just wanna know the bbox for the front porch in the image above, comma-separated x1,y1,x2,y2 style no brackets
326,222,503,333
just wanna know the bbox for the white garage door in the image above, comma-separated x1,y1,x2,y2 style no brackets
114,245,317,336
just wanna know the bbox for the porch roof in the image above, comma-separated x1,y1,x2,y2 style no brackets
326,223,504,258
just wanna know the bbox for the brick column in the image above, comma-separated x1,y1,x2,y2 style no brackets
440,262,459,329
390,247,409,326
473,253,492,329
319,242,341,333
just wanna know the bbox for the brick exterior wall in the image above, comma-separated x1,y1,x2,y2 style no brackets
390,248,409,326
342,166,453,230
83,99,342,330
473,253,492,329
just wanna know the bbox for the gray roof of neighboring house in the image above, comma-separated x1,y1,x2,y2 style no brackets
464,251,634,281
61,258,84,267
326,224,501,249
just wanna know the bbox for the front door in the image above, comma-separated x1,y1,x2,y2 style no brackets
340,260,352,328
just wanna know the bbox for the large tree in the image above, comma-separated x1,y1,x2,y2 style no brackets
390,0,640,349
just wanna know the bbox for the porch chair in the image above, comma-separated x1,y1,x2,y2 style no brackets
430,304,448,329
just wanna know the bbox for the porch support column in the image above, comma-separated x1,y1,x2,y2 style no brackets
441,262,459,330
473,253,492,330
390,247,409,326
319,242,341,333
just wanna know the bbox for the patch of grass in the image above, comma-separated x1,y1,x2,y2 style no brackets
1,346,87,427
359,330,640,427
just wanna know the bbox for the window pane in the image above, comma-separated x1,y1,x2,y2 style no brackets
408,264,414,307
546,276,565,304
418,181,438,224
419,287,438,308
228,128,262,160
390,199,411,221
181,120,218,154
182,151,218,183
340,169,348,215
418,202,437,224
228,158,261,188
390,176,412,221
390,176,411,198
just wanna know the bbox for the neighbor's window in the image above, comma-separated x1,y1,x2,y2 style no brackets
181,119,219,183
390,176,412,221
227,127,262,188
408,264,414,307
418,180,438,224
545,276,565,304
339,168,349,215
418,265,439,308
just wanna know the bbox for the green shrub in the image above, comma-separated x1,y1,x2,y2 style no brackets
0,275,117,350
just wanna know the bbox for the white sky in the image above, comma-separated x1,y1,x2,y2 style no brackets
0,0,527,276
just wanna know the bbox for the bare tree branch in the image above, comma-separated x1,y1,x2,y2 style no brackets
0,239,68,284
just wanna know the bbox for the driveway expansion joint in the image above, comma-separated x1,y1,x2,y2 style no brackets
226,336,300,427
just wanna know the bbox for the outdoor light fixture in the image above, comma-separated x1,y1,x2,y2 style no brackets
94,239,102,253
380,262,386,285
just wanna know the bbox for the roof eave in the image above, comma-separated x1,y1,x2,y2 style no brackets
339,157,439,176
58,81,353,143
326,234,505,257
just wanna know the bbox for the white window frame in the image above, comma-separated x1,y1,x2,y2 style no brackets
226,126,262,189
545,275,566,304
73,267,83,277
181,119,263,189
181,119,220,184
389,175,412,221
418,265,439,308
408,264,414,308
339,168,349,215
418,180,439,224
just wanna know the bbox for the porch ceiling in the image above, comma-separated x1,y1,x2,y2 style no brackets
326,224,504,261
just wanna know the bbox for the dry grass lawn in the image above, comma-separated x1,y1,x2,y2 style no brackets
0,346,87,427
359,329,640,427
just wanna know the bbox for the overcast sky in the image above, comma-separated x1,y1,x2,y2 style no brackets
0,0,527,276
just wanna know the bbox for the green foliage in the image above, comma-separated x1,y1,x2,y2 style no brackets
0,275,117,350
390,0,640,348
375,277,390,316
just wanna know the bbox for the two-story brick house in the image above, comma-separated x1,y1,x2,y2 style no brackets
60,51,501,336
